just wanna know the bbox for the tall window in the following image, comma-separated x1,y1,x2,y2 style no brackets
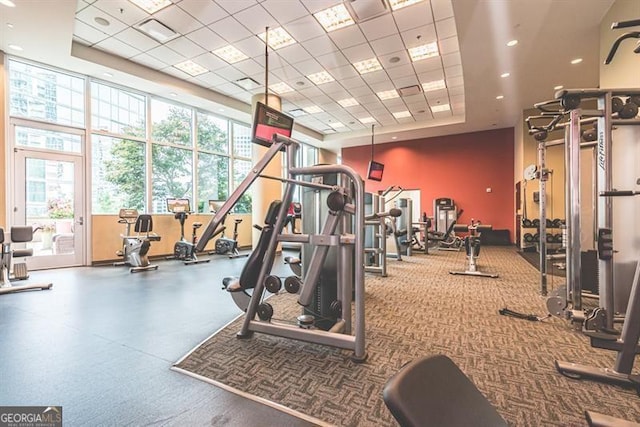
91,82,145,137
232,123,252,213
151,99,192,146
9,60,85,127
196,112,230,212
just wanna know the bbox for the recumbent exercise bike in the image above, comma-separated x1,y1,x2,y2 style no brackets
114,209,160,273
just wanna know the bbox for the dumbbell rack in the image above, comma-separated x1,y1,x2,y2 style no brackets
522,219,565,248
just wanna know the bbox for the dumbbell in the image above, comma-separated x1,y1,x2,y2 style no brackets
533,233,540,242
546,219,553,228
546,233,555,243
554,234,563,243
582,124,597,142
532,219,540,229
612,96,624,113
522,218,532,228
524,233,534,243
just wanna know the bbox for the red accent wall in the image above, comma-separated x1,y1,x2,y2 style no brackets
342,128,515,241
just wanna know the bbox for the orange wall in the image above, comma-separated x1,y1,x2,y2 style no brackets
342,127,515,240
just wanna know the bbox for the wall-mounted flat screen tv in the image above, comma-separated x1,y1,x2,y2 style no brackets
367,160,384,181
251,102,294,147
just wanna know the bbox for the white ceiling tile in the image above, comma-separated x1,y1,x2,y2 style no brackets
285,15,326,42
211,16,253,43
442,51,461,67
192,52,228,71
93,0,148,25
341,43,375,62
427,94,449,105
272,66,303,81
439,36,459,55
418,69,445,81
385,64,414,79
382,97,406,107
254,53,287,69
358,13,396,41
349,85,373,96
73,20,109,45
234,4,278,34
262,0,308,24
316,51,349,69
301,35,339,56
392,2,432,31
444,64,462,78
328,25,366,49
302,0,343,14
178,0,228,25
130,52,167,69
401,24,436,47
214,66,246,81
327,89,351,101
311,94,332,104
292,58,323,75
371,34,405,56
214,81,247,95
162,66,192,80
95,37,142,58
276,44,313,64
340,75,366,88
153,4,203,35
146,45,186,65
424,88,448,99
166,36,207,57
186,27,227,51
431,0,454,21
446,75,464,88
435,17,457,39
233,36,266,57
404,95,428,106
448,86,464,96
318,81,343,95
450,93,464,105
77,0,91,12
412,56,443,73
115,27,160,51
233,58,264,76
194,71,227,87
361,70,391,85
299,86,324,98
76,5,129,35
327,65,359,79
394,75,420,88
216,0,258,14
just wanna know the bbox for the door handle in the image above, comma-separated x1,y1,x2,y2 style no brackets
76,216,84,226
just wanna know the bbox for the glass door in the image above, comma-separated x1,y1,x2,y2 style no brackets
13,148,85,270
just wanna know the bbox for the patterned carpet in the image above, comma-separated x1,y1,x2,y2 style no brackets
174,246,640,426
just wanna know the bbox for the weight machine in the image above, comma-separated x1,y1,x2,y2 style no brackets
1,226,53,295
449,220,499,278
364,192,401,277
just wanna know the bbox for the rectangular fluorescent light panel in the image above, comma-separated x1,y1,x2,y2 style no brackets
353,58,383,74
389,0,424,11
258,27,296,50
431,103,451,113
289,109,307,117
393,111,412,119
329,121,345,129
376,89,399,100
304,105,324,114
408,42,439,61
212,45,248,64
129,0,172,14
422,79,446,92
269,82,294,94
314,4,355,32
338,98,359,107
306,71,334,85
136,19,178,43
359,117,376,124
174,60,208,76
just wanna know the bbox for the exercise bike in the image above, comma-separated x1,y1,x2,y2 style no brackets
449,219,499,278
166,198,210,265
209,205,247,259
114,209,160,273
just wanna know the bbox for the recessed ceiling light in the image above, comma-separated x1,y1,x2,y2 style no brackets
212,45,248,64
304,105,323,114
501,72,510,78
377,89,399,100
392,136,398,140
554,85,564,90
235,77,260,90
571,58,583,64
170,92,177,97
306,71,334,85
289,109,307,117
431,104,451,113
389,0,424,10
389,56,401,64
8,44,22,51
270,82,294,94
329,121,345,129
258,27,296,50
136,19,178,43
393,111,412,119
313,4,354,32
353,57,383,74
408,42,439,62
94,17,110,26
174,60,208,77
506,39,518,47
496,95,504,100
129,0,171,14
359,117,376,124
0,0,16,7
103,72,113,77
338,98,359,107
421,79,446,92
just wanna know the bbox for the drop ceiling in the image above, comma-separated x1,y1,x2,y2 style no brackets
0,0,616,151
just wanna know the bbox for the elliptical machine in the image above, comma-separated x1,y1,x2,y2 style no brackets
114,209,160,273
166,198,209,265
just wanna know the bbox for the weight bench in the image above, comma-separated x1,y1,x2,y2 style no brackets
383,354,507,427
0,226,53,295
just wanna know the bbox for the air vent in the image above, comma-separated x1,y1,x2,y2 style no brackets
345,0,388,23
398,85,422,97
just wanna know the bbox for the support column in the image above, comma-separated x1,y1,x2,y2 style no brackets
250,93,283,247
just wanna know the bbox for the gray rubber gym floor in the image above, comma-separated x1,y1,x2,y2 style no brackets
0,253,315,426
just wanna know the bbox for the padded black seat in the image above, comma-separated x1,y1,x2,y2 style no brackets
383,354,507,427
